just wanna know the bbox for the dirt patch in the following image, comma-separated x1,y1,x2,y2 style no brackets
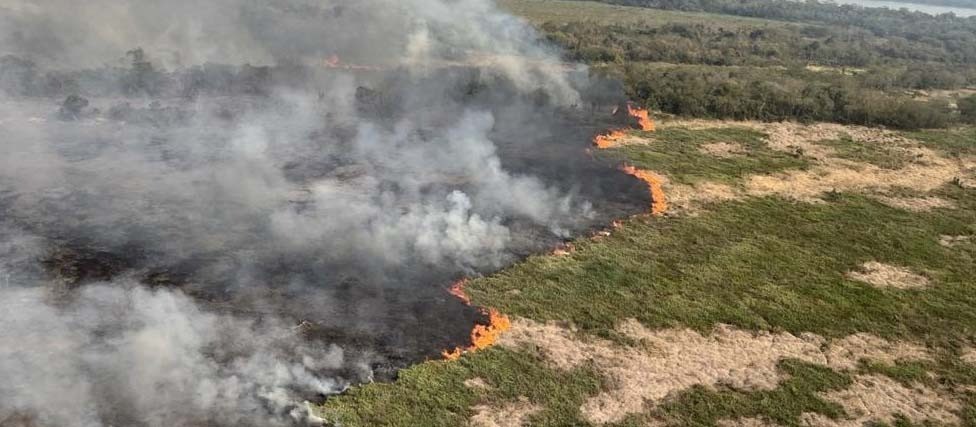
700,142,746,158
846,262,930,290
961,348,976,365
802,375,960,426
872,195,956,212
465,377,491,390
717,417,779,427
825,333,932,370
470,397,541,427
742,121,974,203
940,235,973,248
655,121,974,210
745,153,966,203
501,318,932,425
667,181,740,213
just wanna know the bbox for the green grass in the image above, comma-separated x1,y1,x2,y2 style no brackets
467,186,976,346
815,134,916,170
322,348,604,426
320,124,976,426
600,127,809,185
647,360,852,427
907,126,976,158
497,0,790,28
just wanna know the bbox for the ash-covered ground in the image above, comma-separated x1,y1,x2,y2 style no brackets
0,1,649,426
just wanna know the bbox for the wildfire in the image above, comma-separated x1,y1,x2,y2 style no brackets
627,104,655,132
593,103,655,149
590,103,667,216
594,130,626,149
447,280,471,305
442,280,512,360
621,165,668,216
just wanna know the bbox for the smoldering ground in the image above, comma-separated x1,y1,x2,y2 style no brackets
0,0,649,425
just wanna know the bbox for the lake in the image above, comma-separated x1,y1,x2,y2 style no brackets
825,0,976,17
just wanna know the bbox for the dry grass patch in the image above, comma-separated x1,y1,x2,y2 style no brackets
700,142,747,158
871,195,957,212
802,375,960,426
939,235,972,247
470,397,541,427
741,123,973,203
961,348,976,366
465,377,491,390
717,416,780,427
824,333,932,370
744,152,968,203
846,262,930,290
646,121,973,211
501,318,934,425
668,181,740,213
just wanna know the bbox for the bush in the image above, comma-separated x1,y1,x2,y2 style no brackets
959,95,976,124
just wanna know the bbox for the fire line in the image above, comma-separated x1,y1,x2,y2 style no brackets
592,104,667,216
442,279,512,360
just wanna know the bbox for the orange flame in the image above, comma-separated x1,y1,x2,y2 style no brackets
594,130,626,149
592,103,654,148
447,280,471,305
621,165,668,216
442,280,512,360
627,104,655,132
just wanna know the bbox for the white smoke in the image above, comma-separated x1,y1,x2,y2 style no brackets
0,281,354,427
0,0,620,425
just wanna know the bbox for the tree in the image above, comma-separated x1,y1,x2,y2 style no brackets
959,95,976,124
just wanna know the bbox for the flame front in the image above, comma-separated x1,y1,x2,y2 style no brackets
442,280,512,360
591,104,667,216
621,165,668,216
447,280,471,305
594,130,627,149
592,103,654,149
627,105,655,132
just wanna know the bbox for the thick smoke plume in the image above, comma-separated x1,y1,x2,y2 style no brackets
0,0,647,425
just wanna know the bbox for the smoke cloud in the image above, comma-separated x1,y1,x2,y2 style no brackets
0,0,647,425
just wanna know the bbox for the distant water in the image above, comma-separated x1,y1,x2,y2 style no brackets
826,0,976,17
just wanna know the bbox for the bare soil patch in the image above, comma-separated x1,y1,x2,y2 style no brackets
824,333,932,370
939,235,973,247
718,417,779,427
961,348,976,365
871,195,956,212
802,375,959,426
501,318,933,425
470,397,541,427
465,377,491,390
653,121,974,211
668,181,740,214
846,262,930,290
700,142,746,158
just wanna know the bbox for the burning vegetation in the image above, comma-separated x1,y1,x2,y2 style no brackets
621,166,669,216
593,103,656,148
0,0,653,425
442,280,513,361
592,104,668,216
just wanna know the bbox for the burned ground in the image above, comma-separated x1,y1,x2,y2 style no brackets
322,119,976,426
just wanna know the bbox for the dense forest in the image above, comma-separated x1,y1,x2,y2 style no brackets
534,0,976,128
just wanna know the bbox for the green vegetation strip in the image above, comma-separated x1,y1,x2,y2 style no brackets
322,126,976,426
814,134,915,170
600,126,808,185
323,348,603,426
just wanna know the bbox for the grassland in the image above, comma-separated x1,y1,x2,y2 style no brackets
497,0,790,28
320,121,976,426
318,2,976,425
